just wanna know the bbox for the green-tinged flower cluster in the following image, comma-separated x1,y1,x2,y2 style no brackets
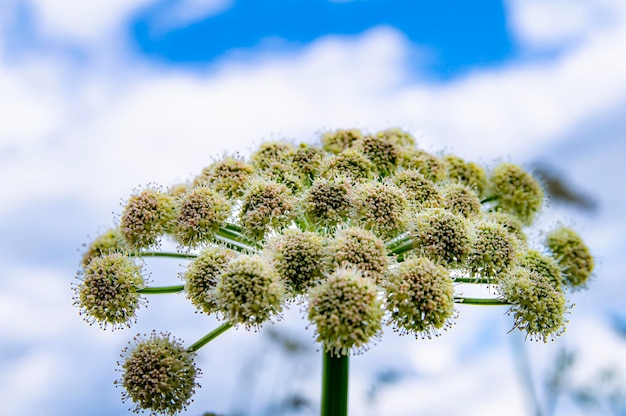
120,188,176,250
215,255,285,329
74,253,144,329
498,267,568,342
183,246,237,314
354,182,408,239
173,187,231,247
308,268,383,356
385,256,455,338
76,126,597,414
412,209,471,267
327,227,388,284
266,230,325,294
546,226,594,288
117,332,199,415
468,221,517,279
489,163,543,225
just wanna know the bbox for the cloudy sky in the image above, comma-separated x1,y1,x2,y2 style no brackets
1,0,625,415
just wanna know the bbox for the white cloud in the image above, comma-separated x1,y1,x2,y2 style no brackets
150,0,233,30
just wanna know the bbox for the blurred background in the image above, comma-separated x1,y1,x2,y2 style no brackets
1,0,625,415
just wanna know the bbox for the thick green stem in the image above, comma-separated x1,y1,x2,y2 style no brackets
454,297,510,306
132,251,197,259
137,285,185,294
321,349,349,416
187,322,233,353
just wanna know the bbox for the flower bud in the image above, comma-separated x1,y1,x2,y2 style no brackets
307,268,383,356
376,127,416,148
239,178,294,241
484,211,527,245
441,183,482,219
321,128,362,154
291,143,325,181
412,209,471,267
300,176,354,227
354,181,408,239
392,169,442,208
194,156,254,198
82,228,127,266
320,149,374,182
444,155,487,197
74,253,144,329
353,134,400,176
117,331,199,415
468,221,517,279
385,256,455,338
517,249,562,289
400,148,446,182
251,141,295,170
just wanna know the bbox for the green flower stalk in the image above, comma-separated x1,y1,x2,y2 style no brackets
75,126,597,416
117,332,199,415
74,253,145,329
308,268,384,356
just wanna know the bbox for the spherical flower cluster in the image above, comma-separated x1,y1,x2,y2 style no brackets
468,221,517,279
257,161,306,194
392,169,442,208
307,268,383,356
300,177,354,227
320,148,374,181
546,226,594,289
385,256,455,338
489,163,543,225
215,255,285,329
354,134,400,176
173,187,231,248
412,209,471,267
517,249,562,290
291,143,325,180
400,148,446,182
266,230,325,294
485,211,527,245
194,156,254,198
354,181,408,239
117,332,199,415
82,228,127,266
120,188,176,250
251,141,295,170
441,183,482,219
183,246,237,314
444,155,487,197
376,127,416,147
321,128,362,154
239,179,294,240
326,227,388,284
74,253,144,329
498,267,568,342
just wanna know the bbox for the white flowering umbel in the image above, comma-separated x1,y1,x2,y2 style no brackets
75,127,596,415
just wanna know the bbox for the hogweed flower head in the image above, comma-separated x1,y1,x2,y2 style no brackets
385,256,456,338
117,331,199,415
307,268,384,356
194,156,254,198
74,253,145,329
489,163,544,225
468,221,518,279
251,141,295,170
353,134,400,176
239,178,294,241
400,148,446,182
354,181,408,239
172,187,231,248
183,246,237,314
412,208,471,267
120,187,176,250
320,148,374,182
441,183,482,219
81,228,127,266
321,128,362,154
215,255,285,329
392,169,442,208
326,226,388,284
291,143,325,181
498,267,568,342
485,211,527,245
517,249,563,290
546,225,594,289
376,127,416,148
265,229,325,295
300,176,354,228
444,155,488,197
